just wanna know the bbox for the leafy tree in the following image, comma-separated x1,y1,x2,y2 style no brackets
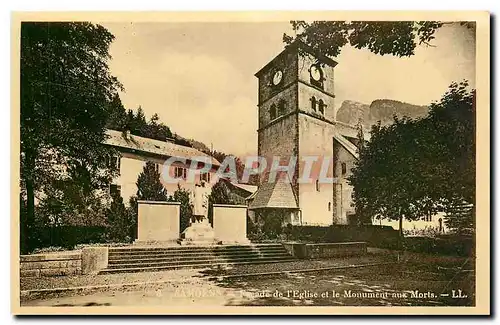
348,82,475,236
173,136,193,148
423,81,475,234
36,177,109,227
425,81,475,205
349,117,429,237
443,202,474,235
170,186,193,232
20,22,122,252
143,113,173,141
284,21,473,57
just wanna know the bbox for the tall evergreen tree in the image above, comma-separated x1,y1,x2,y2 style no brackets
127,162,169,239
207,180,234,224
125,109,136,132
106,93,127,130
135,106,147,136
135,161,169,201
106,192,132,242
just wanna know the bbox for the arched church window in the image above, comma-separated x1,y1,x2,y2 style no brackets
278,100,286,116
311,96,317,111
270,104,277,120
318,99,325,115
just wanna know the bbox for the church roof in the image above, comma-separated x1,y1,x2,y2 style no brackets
255,39,338,78
248,179,299,210
333,131,359,159
334,121,361,139
104,129,220,167
231,182,258,194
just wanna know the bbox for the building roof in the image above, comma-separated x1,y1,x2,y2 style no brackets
246,190,258,201
333,131,359,159
248,180,299,210
104,129,220,167
231,182,258,195
255,39,338,78
333,121,370,141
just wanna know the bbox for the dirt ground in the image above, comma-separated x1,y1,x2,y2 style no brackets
20,251,474,307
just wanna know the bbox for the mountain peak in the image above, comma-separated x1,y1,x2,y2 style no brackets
336,99,429,128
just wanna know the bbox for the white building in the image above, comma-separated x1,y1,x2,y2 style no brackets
104,129,220,204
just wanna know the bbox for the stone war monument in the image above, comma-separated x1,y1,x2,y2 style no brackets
212,204,250,244
136,201,181,244
179,180,216,245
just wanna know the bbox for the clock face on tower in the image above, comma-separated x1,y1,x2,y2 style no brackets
272,70,283,86
310,64,323,82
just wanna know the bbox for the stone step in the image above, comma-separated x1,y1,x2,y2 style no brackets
106,255,293,269
100,258,297,274
108,247,287,258
108,252,292,264
108,244,284,253
102,243,295,274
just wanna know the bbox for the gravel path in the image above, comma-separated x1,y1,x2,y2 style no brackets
199,253,396,278
20,268,203,292
19,249,473,307
21,250,397,292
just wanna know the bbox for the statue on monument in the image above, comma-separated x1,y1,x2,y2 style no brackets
179,180,216,244
190,180,210,224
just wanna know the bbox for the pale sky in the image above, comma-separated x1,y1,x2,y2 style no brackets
101,22,475,157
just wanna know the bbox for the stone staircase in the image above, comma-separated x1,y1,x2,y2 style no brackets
100,243,295,274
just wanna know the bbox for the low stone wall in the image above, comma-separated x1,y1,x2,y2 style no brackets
20,251,82,278
283,242,367,259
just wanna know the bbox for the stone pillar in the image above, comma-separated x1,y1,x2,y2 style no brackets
213,204,250,244
136,201,180,244
81,247,108,275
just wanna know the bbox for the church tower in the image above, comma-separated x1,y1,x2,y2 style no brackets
250,40,359,226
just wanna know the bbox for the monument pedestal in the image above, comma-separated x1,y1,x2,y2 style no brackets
136,201,180,242
133,240,179,247
212,204,250,244
178,219,216,246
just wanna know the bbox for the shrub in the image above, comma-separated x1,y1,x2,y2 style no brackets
106,193,134,243
287,224,400,249
208,180,234,225
31,226,107,250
